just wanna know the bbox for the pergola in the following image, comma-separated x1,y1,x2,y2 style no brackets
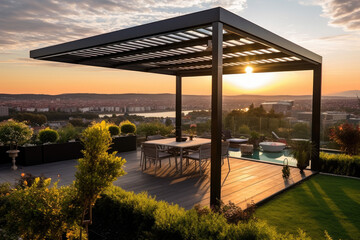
30,7,322,207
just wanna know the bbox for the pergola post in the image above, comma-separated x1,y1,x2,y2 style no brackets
176,75,182,141
210,21,223,208
311,64,322,171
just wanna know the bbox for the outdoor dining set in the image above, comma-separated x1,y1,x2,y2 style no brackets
140,136,230,176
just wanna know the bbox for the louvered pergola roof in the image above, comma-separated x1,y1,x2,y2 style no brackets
30,7,321,76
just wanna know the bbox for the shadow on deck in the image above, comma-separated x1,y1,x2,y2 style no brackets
0,149,315,210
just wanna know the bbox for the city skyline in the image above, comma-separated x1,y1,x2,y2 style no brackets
1,0,359,95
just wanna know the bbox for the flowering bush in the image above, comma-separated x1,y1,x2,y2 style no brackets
329,123,360,155
0,120,33,149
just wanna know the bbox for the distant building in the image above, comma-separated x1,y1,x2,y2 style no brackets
79,107,90,113
0,106,9,116
322,111,349,121
25,108,36,112
261,100,294,114
37,108,49,112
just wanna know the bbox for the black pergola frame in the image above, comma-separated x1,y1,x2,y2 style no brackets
30,7,322,207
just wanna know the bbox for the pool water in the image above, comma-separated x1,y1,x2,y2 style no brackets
229,148,298,167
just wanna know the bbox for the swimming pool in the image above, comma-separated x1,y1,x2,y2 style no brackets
229,148,298,166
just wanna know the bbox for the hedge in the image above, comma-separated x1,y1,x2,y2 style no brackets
90,186,310,240
319,152,360,177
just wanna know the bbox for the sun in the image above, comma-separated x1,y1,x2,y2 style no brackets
224,72,275,91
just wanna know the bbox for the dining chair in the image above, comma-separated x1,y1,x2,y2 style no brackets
184,141,230,175
141,143,173,175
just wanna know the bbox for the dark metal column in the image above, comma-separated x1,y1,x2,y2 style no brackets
311,64,322,171
210,22,223,208
176,75,182,141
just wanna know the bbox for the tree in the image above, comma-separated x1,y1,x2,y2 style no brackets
165,118,172,126
0,120,33,149
14,113,47,126
291,123,310,139
75,121,126,236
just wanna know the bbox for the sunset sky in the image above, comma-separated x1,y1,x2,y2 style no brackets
1,0,359,95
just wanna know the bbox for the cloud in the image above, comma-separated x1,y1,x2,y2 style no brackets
301,0,360,31
0,0,247,52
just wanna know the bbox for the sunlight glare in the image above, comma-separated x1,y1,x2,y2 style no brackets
224,73,275,91
245,66,253,74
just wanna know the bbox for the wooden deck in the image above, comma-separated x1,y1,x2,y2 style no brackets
114,150,315,210
0,150,315,210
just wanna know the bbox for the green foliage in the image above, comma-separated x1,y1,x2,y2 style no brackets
13,113,47,126
57,124,83,143
238,124,251,135
319,152,360,177
0,178,83,240
186,110,211,121
137,121,173,137
291,123,310,139
0,120,33,149
329,123,360,155
38,127,59,143
43,112,98,121
90,185,311,240
69,118,88,127
75,121,126,231
108,125,120,136
120,120,136,134
165,118,172,126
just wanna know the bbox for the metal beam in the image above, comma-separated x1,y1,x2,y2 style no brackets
210,21,223,208
176,76,182,141
311,64,322,171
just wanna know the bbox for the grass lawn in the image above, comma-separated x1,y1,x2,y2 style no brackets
255,174,360,240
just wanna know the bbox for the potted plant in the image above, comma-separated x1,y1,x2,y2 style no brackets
188,124,197,140
289,140,314,173
0,120,33,170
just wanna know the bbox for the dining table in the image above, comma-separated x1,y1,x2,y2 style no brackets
144,137,211,174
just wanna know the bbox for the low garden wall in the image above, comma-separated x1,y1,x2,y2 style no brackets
0,135,137,166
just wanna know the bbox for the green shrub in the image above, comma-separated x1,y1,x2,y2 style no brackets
319,152,360,177
90,185,311,240
0,120,33,149
57,124,83,143
120,120,136,134
108,125,120,136
38,128,59,143
0,178,83,240
137,122,173,137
